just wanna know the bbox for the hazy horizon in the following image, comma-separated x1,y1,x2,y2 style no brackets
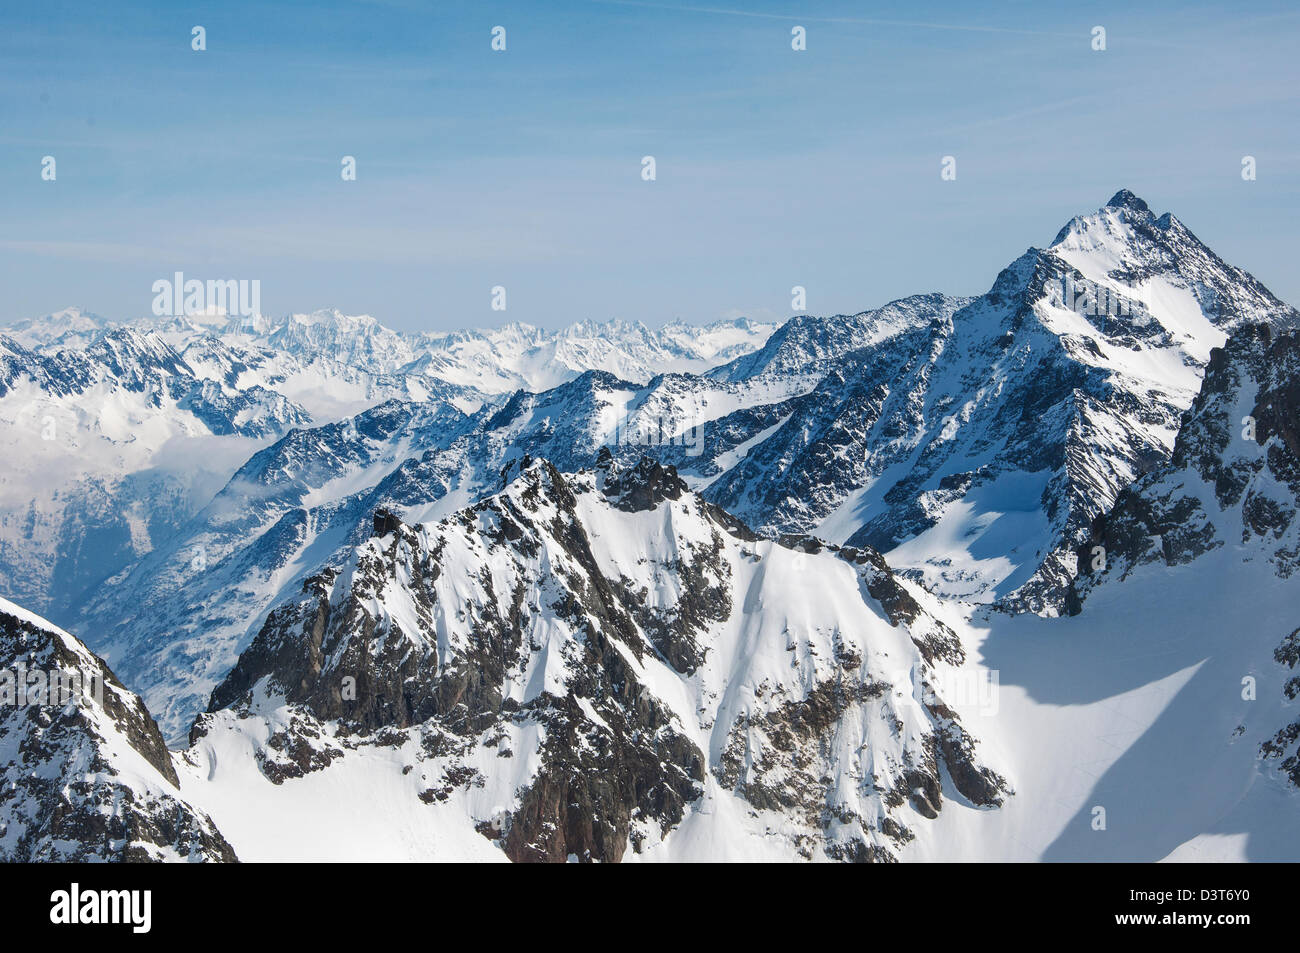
4,0,1298,331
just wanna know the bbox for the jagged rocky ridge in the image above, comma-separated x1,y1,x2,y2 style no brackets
185,454,1007,861
1069,321,1300,790
0,597,235,861
709,191,1297,613
1071,322,1300,597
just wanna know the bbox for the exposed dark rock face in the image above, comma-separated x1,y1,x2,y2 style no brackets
0,600,236,862
714,675,1003,860
1261,626,1300,787
201,459,711,862
1071,324,1300,605
501,690,703,863
600,456,687,512
195,456,1007,862
372,507,404,539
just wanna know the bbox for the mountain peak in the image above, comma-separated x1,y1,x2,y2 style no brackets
1049,190,1161,248
599,455,688,512
1104,189,1150,213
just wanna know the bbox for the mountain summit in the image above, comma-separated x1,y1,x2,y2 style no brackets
705,191,1298,612
1104,188,1150,212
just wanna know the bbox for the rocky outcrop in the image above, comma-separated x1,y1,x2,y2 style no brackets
0,598,236,862
1071,324,1300,606
1261,626,1300,787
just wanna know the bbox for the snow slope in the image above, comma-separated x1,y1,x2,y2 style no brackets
907,322,1300,861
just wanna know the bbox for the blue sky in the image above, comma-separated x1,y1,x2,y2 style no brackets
2,0,1298,331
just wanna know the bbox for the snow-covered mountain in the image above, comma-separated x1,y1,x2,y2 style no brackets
0,308,772,633
0,597,235,861
178,455,1006,861
2,306,110,351
404,316,779,393
959,320,1300,861
706,191,1298,614
728,318,1300,862
0,327,311,620
1071,321,1300,603
6,306,778,396
78,399,477,738
5,190,1300,862
68,347,895,741
1072,320,1300,802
